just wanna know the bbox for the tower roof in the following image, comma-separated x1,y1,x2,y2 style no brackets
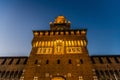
50,15,71,30
54,16,66,23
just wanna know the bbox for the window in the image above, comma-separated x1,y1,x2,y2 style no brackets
35,60,38,64
45,73,49,77
67,73,71,77
93,76,98,80
57,59,60,64
20,76,24,80
79,76,83,80
46,60,49,64
80,59,83,64
33,76,38,80
68,59,72,64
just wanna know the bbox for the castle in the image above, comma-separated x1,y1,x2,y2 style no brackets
0,16,120,80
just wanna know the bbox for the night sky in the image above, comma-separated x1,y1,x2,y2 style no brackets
0,0,120,56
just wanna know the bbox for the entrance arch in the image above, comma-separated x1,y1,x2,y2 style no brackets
51,77,65,80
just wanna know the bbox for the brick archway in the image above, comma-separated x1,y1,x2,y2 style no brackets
51,77,65,80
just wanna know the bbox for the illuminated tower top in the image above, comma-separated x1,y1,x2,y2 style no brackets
50,16,71,30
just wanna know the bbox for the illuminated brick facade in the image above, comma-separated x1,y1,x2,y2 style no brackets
0,16,120,80
23,16,94,80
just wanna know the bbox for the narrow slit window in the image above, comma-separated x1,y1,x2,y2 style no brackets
68,59,72,64
80,59,83,64
57,59,60,64
46,60,49,64
35,60,38,64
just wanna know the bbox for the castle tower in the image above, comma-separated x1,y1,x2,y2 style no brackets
23,16,94,80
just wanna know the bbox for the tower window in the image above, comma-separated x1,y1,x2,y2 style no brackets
35,60,38,64
68,59,72,64
57,59,60,64
33,76,38,80
80,59,83,64
46,60,49,64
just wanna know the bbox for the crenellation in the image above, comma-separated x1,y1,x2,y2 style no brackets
76,30,80,35
60,31,64,35
45,31,49,36
81,30,86,35
33,30,87,37
65,31,69,35
70,31,74,35
33,31,39,36
40,32,43,36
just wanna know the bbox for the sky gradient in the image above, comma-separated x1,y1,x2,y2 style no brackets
0,0,120,56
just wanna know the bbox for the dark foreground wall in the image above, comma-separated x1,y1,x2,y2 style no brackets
0,56,120,80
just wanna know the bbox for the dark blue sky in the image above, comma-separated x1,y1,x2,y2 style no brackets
0,0,120,56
